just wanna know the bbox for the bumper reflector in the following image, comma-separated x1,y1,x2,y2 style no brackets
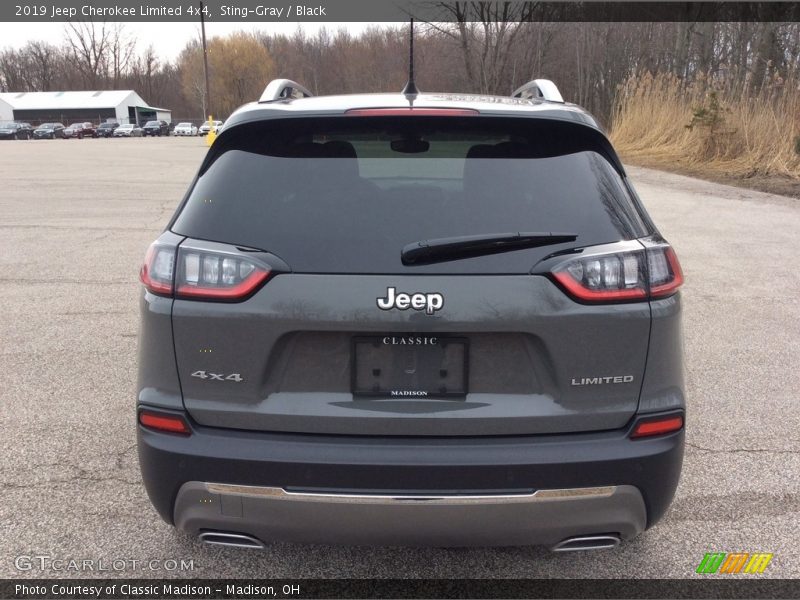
631,415,683,439
139,410,191,435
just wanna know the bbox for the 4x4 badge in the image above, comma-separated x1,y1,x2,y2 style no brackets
191,371,243,382
377,287,444,315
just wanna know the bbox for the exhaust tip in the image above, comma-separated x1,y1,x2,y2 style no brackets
551,534,621,552
199,531,265,549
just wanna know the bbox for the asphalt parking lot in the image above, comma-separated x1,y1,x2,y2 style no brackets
1,137,798,579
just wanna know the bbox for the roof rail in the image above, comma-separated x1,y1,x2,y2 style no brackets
259,79,313,103
511,79,564,103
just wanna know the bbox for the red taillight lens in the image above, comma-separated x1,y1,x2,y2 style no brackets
551,243,683,303
139,410,191,435
175,249,270,301
140,243,175,296
344,108,479,117
631,414,684,438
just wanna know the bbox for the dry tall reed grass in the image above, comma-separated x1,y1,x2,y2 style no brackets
610,71,800,180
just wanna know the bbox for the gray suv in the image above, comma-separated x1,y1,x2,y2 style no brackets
137,78,685,550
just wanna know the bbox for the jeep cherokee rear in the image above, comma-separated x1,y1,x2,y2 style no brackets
137,78,684,549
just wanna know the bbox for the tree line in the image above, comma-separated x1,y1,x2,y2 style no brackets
1,18,798,125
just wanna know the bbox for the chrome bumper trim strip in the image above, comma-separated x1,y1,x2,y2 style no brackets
204,483,616,505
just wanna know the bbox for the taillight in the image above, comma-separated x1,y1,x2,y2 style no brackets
140,241,272,301
551,243,683,303
631,414,684,438
138,409,191,435
139,243,175,296
175,248,269,301
553,251,647,302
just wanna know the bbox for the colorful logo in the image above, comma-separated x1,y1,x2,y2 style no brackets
696,552,773,574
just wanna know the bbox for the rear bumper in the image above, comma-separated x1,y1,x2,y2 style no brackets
176,482,645,547
137,410,683,547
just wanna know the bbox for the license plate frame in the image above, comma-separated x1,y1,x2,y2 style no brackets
351,335,469,399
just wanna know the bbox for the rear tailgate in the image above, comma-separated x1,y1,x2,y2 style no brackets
173,273,649,436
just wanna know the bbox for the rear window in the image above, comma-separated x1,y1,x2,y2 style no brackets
172,117,648,274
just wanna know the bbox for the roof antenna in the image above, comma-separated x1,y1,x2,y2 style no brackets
401,18,419,96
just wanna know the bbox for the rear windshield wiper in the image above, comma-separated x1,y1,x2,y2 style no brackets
401,232,578,266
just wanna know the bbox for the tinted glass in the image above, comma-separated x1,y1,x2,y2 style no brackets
172,117,647,274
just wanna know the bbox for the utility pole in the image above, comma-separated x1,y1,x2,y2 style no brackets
199,1,212,119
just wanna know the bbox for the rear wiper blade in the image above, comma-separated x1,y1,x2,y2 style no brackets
401,232,578,266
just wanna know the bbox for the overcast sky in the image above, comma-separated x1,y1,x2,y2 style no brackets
0,22,383,61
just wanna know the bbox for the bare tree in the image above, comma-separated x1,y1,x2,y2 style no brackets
108,24,136,88
21,42,61,91
177,40,207,118
421,2,539,94
65,21,111,88
131,45,160,101
0,49,27,92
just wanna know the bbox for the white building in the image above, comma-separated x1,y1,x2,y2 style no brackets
0,90,171,125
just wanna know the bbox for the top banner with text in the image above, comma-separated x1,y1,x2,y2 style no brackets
2,1,800,23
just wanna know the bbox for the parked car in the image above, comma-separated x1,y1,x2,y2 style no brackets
96,122,119,138
113,124,143,137
33,123,66,139
0,122,33,140
64,122,97,139
198,120,223,136
173,122,198,136
137,77,685,550
18,122,34,138
142,120,169,136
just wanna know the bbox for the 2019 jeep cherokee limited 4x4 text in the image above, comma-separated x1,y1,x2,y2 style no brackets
137,78,685,550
